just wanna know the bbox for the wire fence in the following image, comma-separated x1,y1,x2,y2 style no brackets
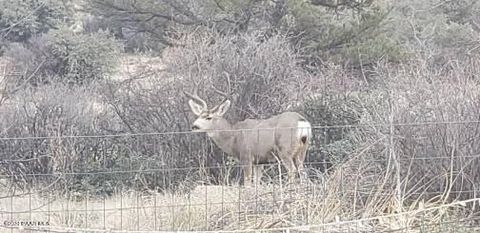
0,120,480,140
1,121,480,232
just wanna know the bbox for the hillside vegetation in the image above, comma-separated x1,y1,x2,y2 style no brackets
1,0,480,232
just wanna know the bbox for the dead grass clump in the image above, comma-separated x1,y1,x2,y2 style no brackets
1,168,478,232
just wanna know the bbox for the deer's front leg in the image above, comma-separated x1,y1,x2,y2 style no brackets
253,165,263,185
243,161,253,186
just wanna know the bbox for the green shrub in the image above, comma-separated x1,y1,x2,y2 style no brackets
0,0,70,43
301,93,362,164
287,1,405,66
387,0,480,69
4,27,121,85
46,27,122,84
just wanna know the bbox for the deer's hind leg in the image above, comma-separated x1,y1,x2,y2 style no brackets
276,134,299,184
293,144,308,182
278,150,297,184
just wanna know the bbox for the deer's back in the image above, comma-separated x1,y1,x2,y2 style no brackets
232,112,308,163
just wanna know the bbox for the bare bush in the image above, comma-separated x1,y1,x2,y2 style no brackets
0,79,211,193
387,65,480,202
162,32,309,120
94,32,314,186
333,60,480,210
101,72,217,189
0,83,103,190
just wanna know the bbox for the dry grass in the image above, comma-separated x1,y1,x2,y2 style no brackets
1,164,478,233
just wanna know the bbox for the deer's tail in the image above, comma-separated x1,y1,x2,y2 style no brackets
297,120,312,145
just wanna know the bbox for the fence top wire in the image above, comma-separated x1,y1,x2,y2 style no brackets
1,152,480,178
2,197,479,233
0,120,479,141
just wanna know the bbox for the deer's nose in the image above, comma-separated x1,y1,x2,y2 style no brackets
192,125,200,130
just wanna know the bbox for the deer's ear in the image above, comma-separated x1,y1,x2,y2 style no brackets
214,100,231,116
188,100,204,116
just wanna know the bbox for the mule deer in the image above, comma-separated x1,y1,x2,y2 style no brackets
185,88,312,185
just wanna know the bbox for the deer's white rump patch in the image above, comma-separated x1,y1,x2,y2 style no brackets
297,121,312,142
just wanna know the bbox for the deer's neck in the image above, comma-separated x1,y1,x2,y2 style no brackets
207,120,236,156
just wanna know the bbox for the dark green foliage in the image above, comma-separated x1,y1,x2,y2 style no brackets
4,27,121,84
302,94,362,164
46,27,121,84
439,0,480,24
0,0,71,43
288,2,405,66
86,0,400,64
387,0,480,70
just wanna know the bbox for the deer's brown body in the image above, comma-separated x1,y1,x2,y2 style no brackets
185,89,312,185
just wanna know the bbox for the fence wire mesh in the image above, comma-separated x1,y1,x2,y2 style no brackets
1,121,480,232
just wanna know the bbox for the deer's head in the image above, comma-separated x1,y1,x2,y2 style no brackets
184,88,231,132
